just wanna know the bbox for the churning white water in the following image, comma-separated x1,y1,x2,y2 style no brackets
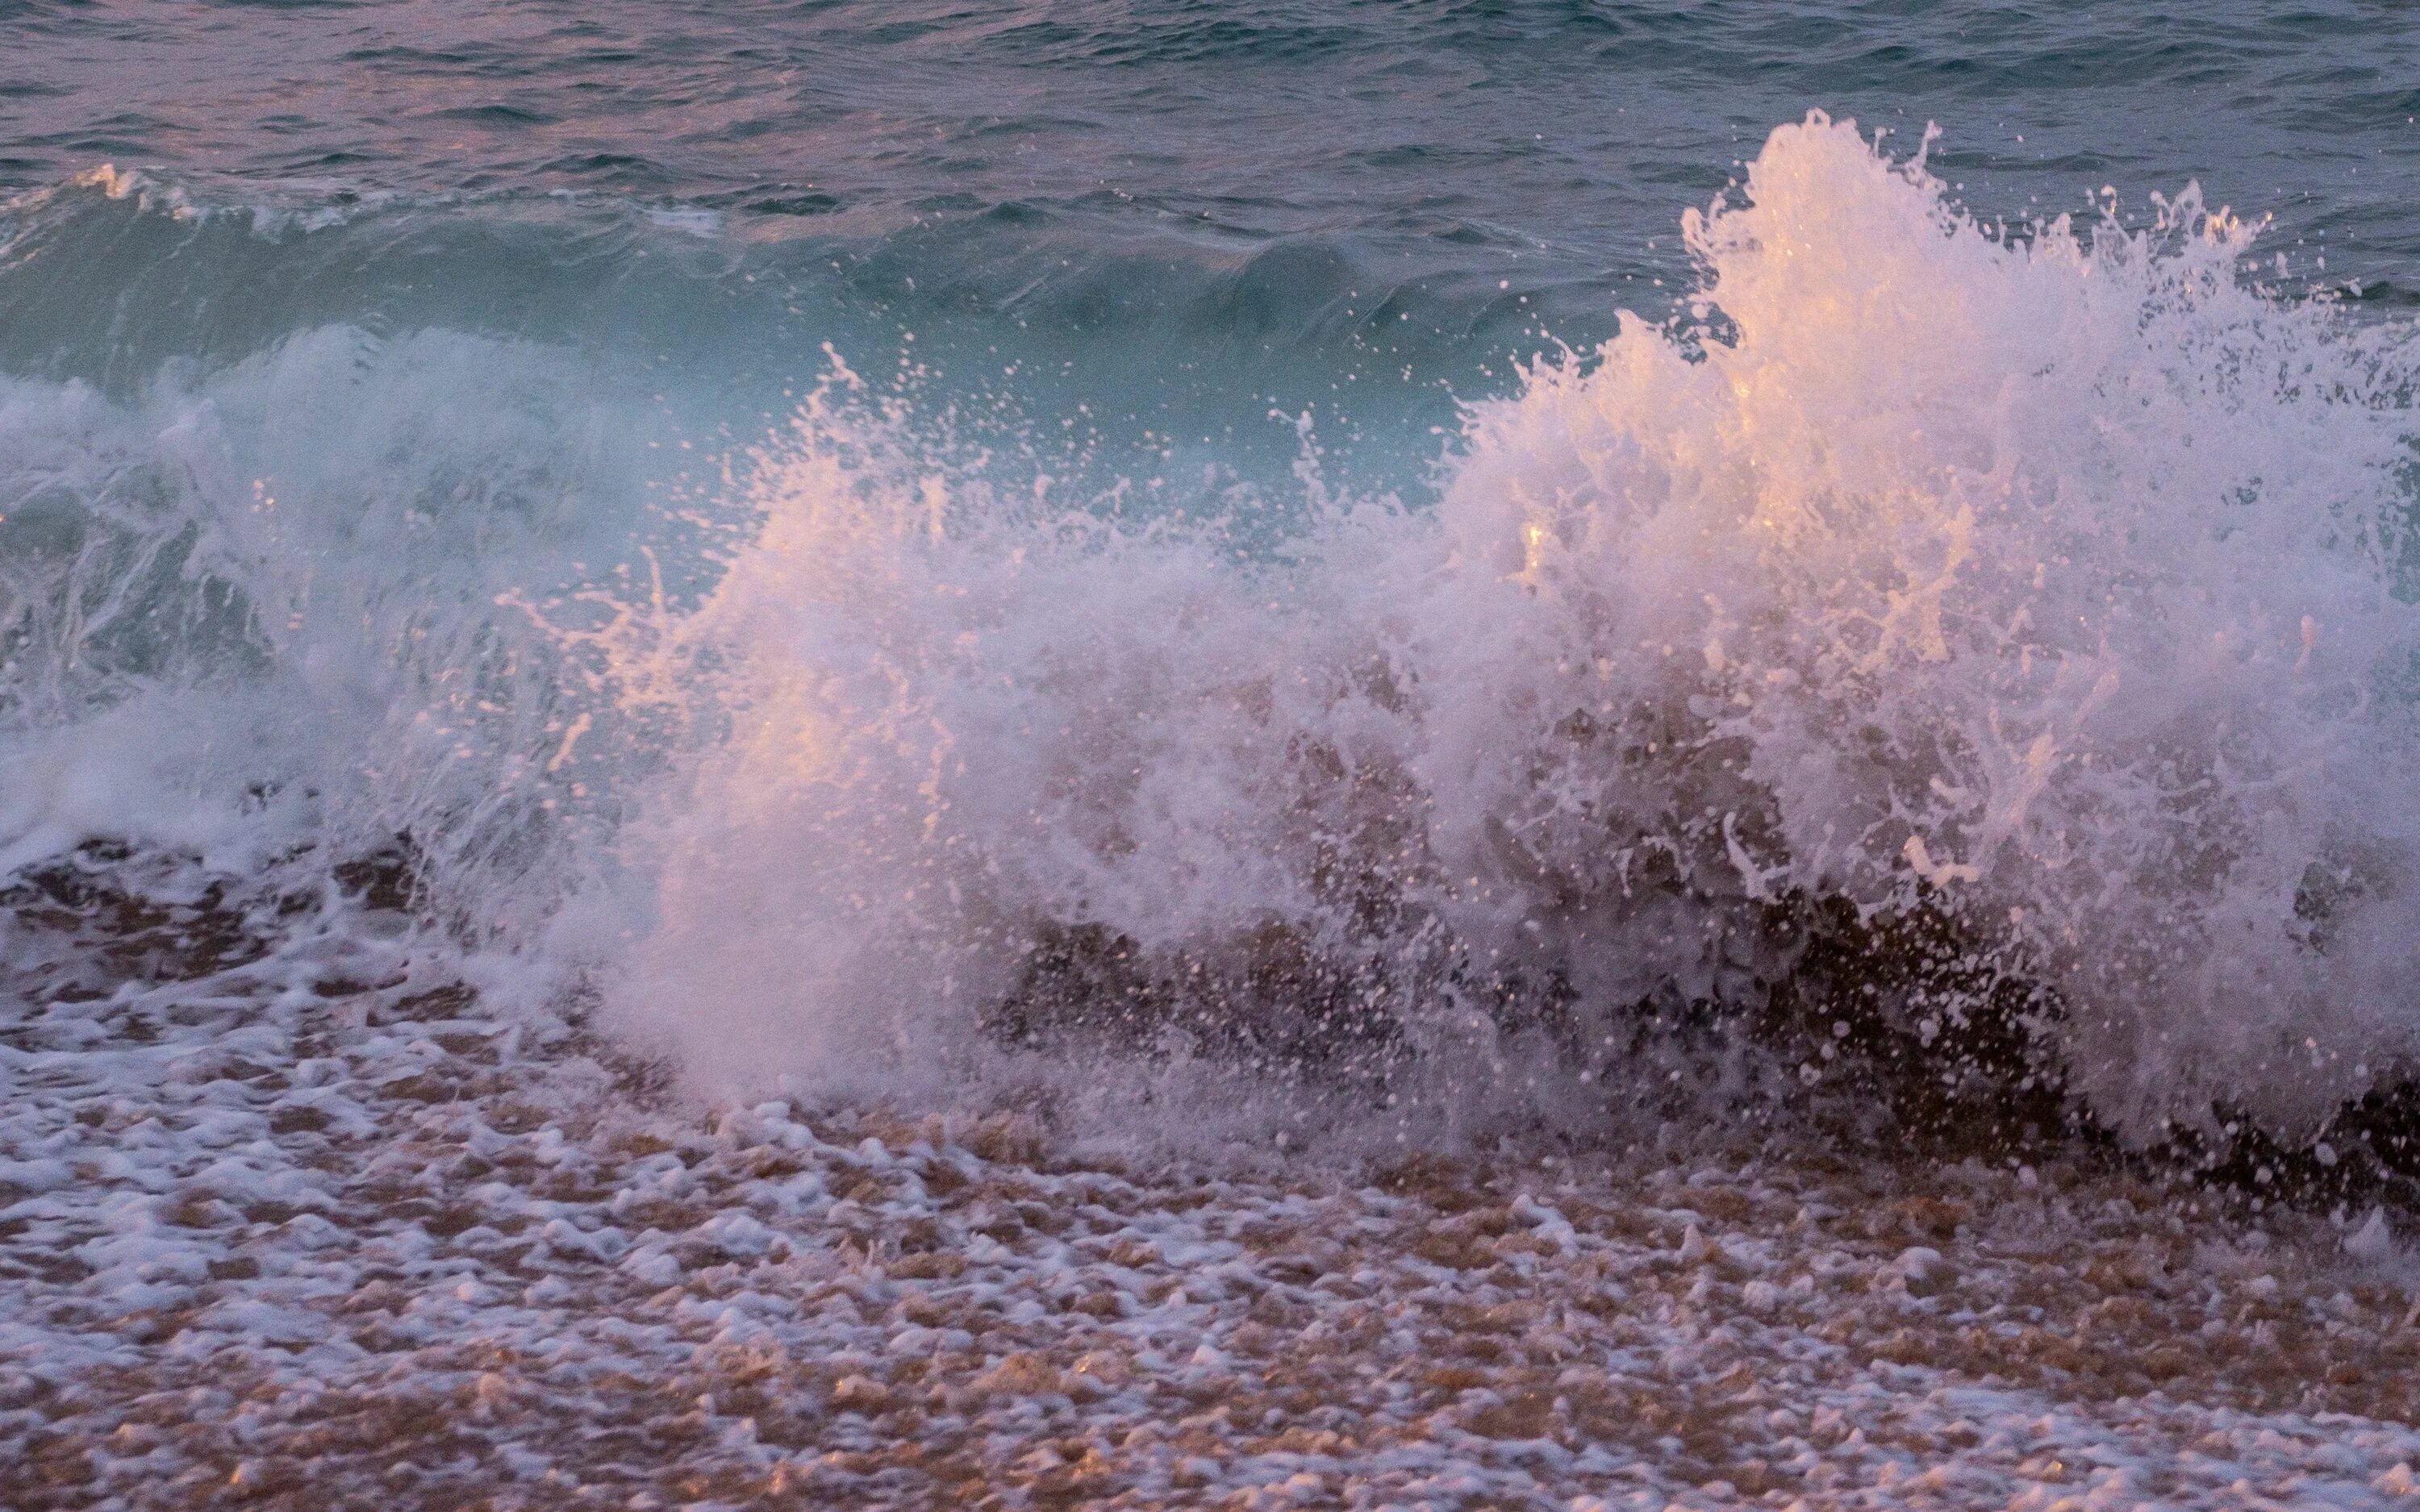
7,117,2419,1154
591,117,2420,1148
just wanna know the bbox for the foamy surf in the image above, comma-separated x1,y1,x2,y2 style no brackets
3,115,2418,1178
581,115,2420,1165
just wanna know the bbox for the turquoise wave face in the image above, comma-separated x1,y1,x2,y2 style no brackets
6,1,2414,520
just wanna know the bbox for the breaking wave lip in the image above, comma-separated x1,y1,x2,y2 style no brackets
9,113,2420,1177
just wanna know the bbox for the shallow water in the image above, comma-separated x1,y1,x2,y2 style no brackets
5,2,2420,1156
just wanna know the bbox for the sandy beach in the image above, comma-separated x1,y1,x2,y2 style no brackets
7,881,2420,1511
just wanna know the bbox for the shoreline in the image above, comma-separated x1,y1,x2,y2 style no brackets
6,918,2420,1510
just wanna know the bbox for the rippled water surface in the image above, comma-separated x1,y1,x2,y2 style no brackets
7,2,2418,379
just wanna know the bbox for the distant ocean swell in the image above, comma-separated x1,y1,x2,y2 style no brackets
6,117,2419,1178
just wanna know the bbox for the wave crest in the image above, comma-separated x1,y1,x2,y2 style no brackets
603,115,2420,1148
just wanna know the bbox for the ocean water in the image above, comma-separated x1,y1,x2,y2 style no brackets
6,2,2420,1159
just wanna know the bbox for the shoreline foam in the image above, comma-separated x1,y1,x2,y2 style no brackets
7,873,2420,1510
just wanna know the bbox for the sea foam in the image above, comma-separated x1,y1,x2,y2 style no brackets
6,115,2418,1153
600,115,2420,1144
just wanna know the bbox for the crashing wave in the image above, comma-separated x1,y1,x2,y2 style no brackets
6,115,2419,1173
603,115,2420,1155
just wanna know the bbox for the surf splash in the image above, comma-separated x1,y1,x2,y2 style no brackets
598,115,2420,1149
6,115,2419,1160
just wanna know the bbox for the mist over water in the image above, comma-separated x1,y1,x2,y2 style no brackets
6,2,2420,1163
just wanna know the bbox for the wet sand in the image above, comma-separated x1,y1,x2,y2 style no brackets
6,889,2420,1511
